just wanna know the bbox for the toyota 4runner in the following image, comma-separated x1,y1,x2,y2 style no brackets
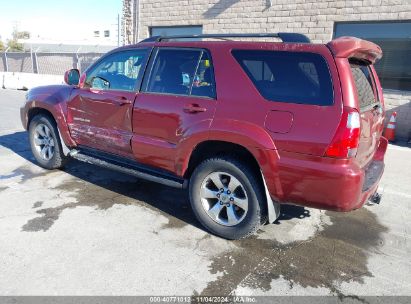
20,33,387,239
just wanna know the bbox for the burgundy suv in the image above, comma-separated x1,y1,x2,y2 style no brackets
20,33,387,239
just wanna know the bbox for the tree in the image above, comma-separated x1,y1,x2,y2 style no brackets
0,40,5,51
15,31,30,39
7,39,24,51
7,25,28,52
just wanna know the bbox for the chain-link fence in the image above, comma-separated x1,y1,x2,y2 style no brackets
0,51,104,75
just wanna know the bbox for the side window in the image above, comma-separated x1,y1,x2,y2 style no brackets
232,50,334,106
145,49,202,95
242,60,273,82
299,62,320,85
85,49,148,92
191,51,216,99
143,48,216,98
350,63,377,109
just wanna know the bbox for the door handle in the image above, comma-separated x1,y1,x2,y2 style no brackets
183,104,207,113
117,96,132,106
92,96,131,106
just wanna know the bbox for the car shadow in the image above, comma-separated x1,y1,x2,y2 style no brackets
274,204,311,224
0,131,310,232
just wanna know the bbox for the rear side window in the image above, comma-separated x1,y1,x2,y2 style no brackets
232,50,334,105
191,52,216,99
350,64,377,109
144,48,216,98
145,48,201,95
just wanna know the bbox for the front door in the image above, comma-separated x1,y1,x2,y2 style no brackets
132,47,217,173
67,48,149,157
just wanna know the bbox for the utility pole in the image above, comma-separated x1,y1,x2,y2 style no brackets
122,0,133,45
117,14,120,47
133,0,140,43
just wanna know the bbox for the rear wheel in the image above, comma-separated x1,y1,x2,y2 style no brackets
189,156,266,239
29,115,69,169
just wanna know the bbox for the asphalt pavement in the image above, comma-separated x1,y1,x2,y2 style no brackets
0,89,410,298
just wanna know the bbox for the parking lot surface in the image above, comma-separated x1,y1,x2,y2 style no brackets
0,89,410,298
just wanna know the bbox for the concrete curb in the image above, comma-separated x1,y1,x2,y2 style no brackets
0,72,64,90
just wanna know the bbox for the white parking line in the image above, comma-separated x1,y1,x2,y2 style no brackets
383,188,411,199
388,144,411,152
0,128,24,136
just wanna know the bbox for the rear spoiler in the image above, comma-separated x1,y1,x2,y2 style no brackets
327,36,382,64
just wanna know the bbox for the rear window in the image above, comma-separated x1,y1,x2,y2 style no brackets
350,63,377,109
232,50,334,106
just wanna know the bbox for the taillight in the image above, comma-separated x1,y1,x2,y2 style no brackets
325,107,360,158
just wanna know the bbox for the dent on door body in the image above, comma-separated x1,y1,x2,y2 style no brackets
67,90,136,157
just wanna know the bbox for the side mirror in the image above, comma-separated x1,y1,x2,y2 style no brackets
64,69,80,86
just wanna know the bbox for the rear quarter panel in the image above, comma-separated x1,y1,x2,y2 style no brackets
208,42,343,157
181,42,345,200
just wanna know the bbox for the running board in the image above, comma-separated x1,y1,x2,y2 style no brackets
69,149,185,189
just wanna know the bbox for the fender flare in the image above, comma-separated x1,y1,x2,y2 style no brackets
178,118,278,175
179,119,282,223
25,100,76,148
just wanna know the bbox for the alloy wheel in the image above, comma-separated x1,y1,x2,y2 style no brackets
33,123,55,161
200,171,248,226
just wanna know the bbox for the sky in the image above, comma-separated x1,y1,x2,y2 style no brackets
0,0,123,43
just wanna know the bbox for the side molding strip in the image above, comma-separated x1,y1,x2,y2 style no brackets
69,150,185,189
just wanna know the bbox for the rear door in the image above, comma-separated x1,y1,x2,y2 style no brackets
131,47,217,173
350,61,385,167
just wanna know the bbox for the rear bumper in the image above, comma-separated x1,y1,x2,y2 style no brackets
265,136,388,211
362,160,384,192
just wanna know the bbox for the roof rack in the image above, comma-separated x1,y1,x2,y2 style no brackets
140,33,311,43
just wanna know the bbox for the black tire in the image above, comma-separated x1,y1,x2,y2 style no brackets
28,114,69,170
189,156,266,240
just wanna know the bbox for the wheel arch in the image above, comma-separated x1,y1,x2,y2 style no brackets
184,140,260,180
27,107,55,128
178,119,278,177
25,103,76,148
184,139,281,224
27,106,72,156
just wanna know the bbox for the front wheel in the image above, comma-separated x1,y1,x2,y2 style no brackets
29,114,69,169
189,156,266,240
